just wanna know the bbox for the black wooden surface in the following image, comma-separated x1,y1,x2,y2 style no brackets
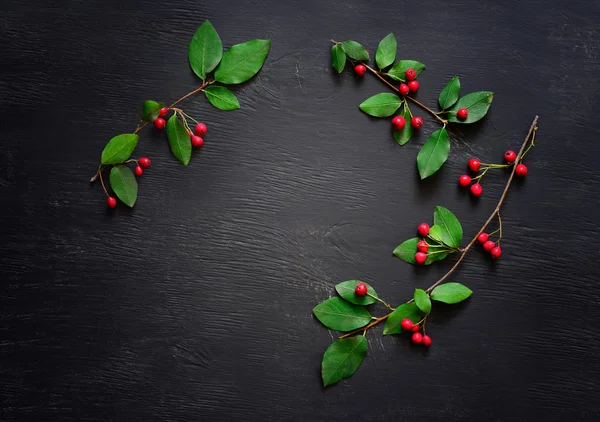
1,0,599,420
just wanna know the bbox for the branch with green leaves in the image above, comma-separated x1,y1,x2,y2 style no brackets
313,116,539,387
331,35,494,179
90,21,271,209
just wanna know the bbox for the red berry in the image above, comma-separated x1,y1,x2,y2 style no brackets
158,107,169,118
415,252,427,265
355,282,368,296
392,115,406,131
134,166,143,177
459,174,471,187
412,332,423,344
483,240,495,252
515,164,528,177
491,246,502,259
195,123,207,136
408,80,419,92
153,117,166,130
411,116,424,129
139,157,151,169
470,183,483,197
405,68,417,81
399,83,410,96
422,335,432,347
468,158,481,172
477,233,489,244
107,197,117,208
417,240,429,253
417,223,430,237
411,324,420,332
504,150,517,163
457,108,469,120
354,64,366,76
191,135,204,148
401,318,414,331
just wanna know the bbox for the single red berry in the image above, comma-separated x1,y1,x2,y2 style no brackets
411,324,420,332
191,135,204,148
408,80,419,92
401,318,414,331
504,150,517,163
515,164,528,177
417,223,430,237
405,68,417,81
153,117,166,130
158,107,169,118
134,166,143,177
411,116,424,129
417,240,429,253
412,332,423,344
107,197,117,208
457,108,469,120
459,174,471,187
422,335,432,347
354,64,367,76
470,183,483,197
477,233,489,244
355,282,368,296
415,252,427,265
195,123,207,136
468,158,481,172
139,157,151,169
491,246,502,259
483,240,495,252
399,83,410,96
392,115,406,131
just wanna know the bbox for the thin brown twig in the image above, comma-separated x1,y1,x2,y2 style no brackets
98,168,109,197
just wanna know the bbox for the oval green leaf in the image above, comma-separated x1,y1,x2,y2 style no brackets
387,60,426,82
204,86,240,110
214,39,271,85
321,336,367,387
417,128,451,179
101,134,138,165
312,297,371,332
166,115,192,166
392,103,413,146
340,40,368,61
188,20,223,80
414,289,432,314
335,280,378,306
383,303,423,335
448,91,494,124
375,33,396,70
433,206,463,248
109,165,138,207
431,282,473,304
428,224,444,243
141,100,165,123
359,93,402,117
331,44,346,73
438,76,460,110
392,237,449,265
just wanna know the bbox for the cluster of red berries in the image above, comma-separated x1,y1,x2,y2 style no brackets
106,156,151,208
459,150,529,197
401,318,432,347
153,107,208,148
413,223,432,265
392,69,424,130
477,232,502,259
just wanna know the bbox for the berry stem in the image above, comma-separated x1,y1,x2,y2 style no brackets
97,166,109,198
496,212,503,244
368,293,395,311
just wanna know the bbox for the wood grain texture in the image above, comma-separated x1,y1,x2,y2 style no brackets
1,0,600,420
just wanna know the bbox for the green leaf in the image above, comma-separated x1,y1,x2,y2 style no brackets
431,282,472,304
188,20,223,81
331,44,346,73
340,40,368,61
141,100,165,123
166,115,192,166
375,33,396,70
383,303,423,335
433,206,463,248
392,104,412,146
414,289,432,314
448,91,494,124
214,39,271,85
438,76,460,110
417,128,451,179
101,134,139,165
109,165,138,207
359,93,402,117
321,336,367,387
392,237,448,265
335,280,378,306
313,297,371,332
203,86,240,110
387,60,425,81
428,225,444,243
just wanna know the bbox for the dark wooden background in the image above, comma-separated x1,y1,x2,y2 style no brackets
2,0,599,420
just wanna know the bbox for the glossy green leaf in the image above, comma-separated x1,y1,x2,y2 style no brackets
166,115,191,166
375,33,396,70
335,280,378,306
428,224,444,243
204,86,240,110
433,206,463,248
438,76,460,110
414,289,432,314
188,20,223,80
109,165,138,207
141,100,165,123
340,40,368,61
417,128,451,179
392,104,412,146
101,134,139,165
392,237,449,265
431,282,472,304
331,44,346,73
383,303,423,335
313,297,371,332
214,39,271,84
359,93,402,117
448,91,494,124
321,336,367,387
387,60,426,81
